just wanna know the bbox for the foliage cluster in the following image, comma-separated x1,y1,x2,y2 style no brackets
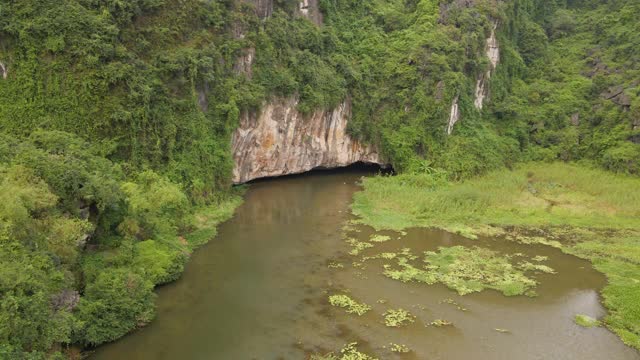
0,132,240,357
0,0,240,201
492,0,640,174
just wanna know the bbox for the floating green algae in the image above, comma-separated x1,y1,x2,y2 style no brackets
429,319,453,327
575,314,601,328
518,261,556,274
440,298,468,311
382,246,553,296
311,342,378,360
328,295,372,316
346,238,374,256
361,252,397,262
383,308,416,327
369,234,391,243
389,343,410,353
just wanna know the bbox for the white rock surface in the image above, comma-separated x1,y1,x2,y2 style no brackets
474,22,500,110
232,97,383,183
446,95,460,135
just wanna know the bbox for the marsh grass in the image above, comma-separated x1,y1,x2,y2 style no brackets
567,232,640,348
352,162,640,234
575,314,601,328
184,196,243,249
352,162,640,349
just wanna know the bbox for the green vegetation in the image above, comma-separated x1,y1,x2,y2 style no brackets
389,343,410,353
382,245,546,296
353,162,640,349
567,231,640,348
346,238,375,256
383,309,416,327
353,162,640,234
429,319,453,327
575,314,601,328
328,294,372,316
369,234,391,243
1,0,639,356
311,342,378,360
0,130,240,357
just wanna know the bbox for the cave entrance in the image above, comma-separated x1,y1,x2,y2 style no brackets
242,162,394,185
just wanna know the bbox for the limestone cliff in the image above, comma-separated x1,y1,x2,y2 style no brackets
239,0,273,19
237,0,321,24
447,21,499,134
232,98,384,183
297,0,323,25
474,22,499,109
446,95,460,135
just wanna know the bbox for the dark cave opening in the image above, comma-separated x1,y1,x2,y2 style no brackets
241,161,394,185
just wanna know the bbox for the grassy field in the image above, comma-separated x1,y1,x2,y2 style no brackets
352,162,640,349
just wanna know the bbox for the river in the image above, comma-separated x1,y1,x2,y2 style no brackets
91,168,639,359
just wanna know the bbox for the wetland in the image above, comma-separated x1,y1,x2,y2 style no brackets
92,167,639,359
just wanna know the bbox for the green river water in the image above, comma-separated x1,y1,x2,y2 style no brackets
91,168,639,359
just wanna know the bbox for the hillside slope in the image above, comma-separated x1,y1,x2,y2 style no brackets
0,0,638,357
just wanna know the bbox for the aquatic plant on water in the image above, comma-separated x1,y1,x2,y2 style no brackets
382,246,554,296
328,295,371,316
311,343,378,360
389,343,410,353
575,314,601,328
369,234,391,243
383,309,416,327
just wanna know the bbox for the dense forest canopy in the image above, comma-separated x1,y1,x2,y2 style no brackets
0,0,638,357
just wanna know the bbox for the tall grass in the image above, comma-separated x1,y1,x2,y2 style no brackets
353,162,640,234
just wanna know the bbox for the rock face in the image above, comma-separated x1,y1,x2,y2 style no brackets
601,85,631,108
298,0,323,25
474,22,499,109
233,47,255,78
446,95,460,135
447,21,499,134
232,97,384,183
239,0,273,19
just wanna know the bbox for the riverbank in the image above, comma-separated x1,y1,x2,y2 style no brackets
352,162,640,350
77,195,242,354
